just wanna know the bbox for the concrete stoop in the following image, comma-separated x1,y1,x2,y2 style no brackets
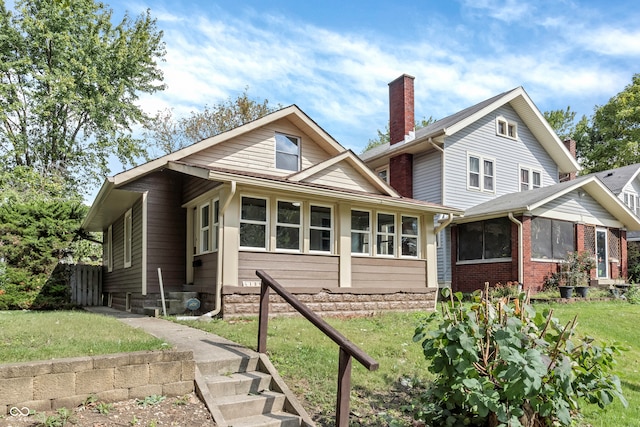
194,351,314,427
143,291,200,316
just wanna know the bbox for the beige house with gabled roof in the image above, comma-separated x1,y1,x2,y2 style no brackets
82,105,461,317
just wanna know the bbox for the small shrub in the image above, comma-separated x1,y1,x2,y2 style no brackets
413,286,626,426
626,285,640,304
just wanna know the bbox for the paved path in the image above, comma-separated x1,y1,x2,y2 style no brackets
84,306,258,366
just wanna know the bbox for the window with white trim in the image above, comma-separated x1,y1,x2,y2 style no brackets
520,167,542,191
124,208,132,268
105,225,113,272
496,116,517,139
276,200,301,251
401,216,419,257
376,213,395,256
376,166,389,183
468,154,495,192
351,210,371,254
275,133,300,171
199,202,211,253
240,197,268,249
624,192,639,216
310,205,332,252
212,199,220,250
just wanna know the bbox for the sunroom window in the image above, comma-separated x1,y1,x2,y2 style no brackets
531,217,575,260
351,210,371,254
376,213,395,256
276,200,301,251
310,205,332,252
240,197,268,249
401,216,419,257
458,218,511,261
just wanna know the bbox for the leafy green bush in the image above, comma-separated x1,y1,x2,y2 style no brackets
413,287,626,426
625,285,640,304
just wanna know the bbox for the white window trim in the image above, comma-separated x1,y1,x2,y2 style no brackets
275,132,301,171
275,199,302,253
309,204,333,254
351,209,372,256
519,165,543,191
212,198,220,251
105,224,113,272
198,202,211,254
123,208,132,268
400,215,420,258
375,212,396,257
496,115,518,139
375,166,389,183
467,152,496,193
239,195,269,251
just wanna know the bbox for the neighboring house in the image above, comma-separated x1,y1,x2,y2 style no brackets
589,163,640,242
82,105,461,316
362,75,640,292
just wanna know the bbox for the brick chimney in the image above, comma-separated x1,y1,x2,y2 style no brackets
388,74,415,145
388,74,415,198
559,138,577,181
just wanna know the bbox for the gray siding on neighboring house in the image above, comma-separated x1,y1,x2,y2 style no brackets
414,150,442,203
121,171,187,294
539,190,618,223
104,197,143,294
237,252,339,288
437,228,452,285
351,257,426,288
443,105,558,210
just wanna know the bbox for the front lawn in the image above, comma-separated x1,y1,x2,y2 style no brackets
179,301,640,426
0,310,169,363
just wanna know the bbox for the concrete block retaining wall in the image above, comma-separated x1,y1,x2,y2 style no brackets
0,350,195,415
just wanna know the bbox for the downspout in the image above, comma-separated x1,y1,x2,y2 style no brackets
508,213,524,285
179,181,237,321
435,213,453,235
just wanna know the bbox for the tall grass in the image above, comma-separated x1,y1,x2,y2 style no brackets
0,310,169,363
180,301,640,426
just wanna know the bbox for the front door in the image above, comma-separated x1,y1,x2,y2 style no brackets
596,229,608,278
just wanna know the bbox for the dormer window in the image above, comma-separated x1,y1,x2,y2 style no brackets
496,116,517,139
275,133,300,171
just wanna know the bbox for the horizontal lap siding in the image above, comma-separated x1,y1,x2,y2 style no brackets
180,119,332,176
104,198,143,293
193,252,217,292
351,257,426,288
305,162,379,193
238,252,339,288
413,151,442,203
182,176,220,204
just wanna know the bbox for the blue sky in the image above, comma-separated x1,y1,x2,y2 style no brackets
105,0,638,170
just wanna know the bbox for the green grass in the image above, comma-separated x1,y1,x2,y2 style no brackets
178,302,640,426
0,310,170,363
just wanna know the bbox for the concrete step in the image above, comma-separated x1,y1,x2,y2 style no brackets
206,371,272,397
197,355,260,376
215,390,286,421
168,291,199,299
226,412,302,427
142,306,160,317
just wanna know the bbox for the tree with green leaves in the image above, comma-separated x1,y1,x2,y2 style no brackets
362,116,436,154
145,88,280,155
0,0,166,188
578,74,640,173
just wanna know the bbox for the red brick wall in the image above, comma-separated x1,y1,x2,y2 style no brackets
389,153,413,198
388,74,415,145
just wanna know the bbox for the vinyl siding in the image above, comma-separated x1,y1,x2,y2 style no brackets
437,227,452,284
238,252,339,288
534,190,619,224
104,198,143,293
303,162,379,193
351,257,426,288
443,105,558,210
179,118,333,177
414,150,442,203
182,175,221,204
192,252,217,292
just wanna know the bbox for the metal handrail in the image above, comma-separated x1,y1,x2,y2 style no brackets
255,269,379,427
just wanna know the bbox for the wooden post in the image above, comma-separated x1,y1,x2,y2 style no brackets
336,347,352,427
258,280,269,353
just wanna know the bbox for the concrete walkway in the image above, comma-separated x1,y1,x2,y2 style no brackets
83,306,259,367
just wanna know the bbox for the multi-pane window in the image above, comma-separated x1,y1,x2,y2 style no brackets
275,133,300,171
531,217,575,260
624,192,639,216
124,208,132,268
497,117,517,139
401,216,419,257
520,167,542,191
458,218,511,261
276,201,301,251
199,203,210,253
240,197,268,249
376,167,389,183
310,205,332,252
468,154,495,192
351,210,371,254
377,213,395,256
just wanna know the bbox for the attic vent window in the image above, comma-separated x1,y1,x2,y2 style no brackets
496,116,517,139
275,133,300,171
